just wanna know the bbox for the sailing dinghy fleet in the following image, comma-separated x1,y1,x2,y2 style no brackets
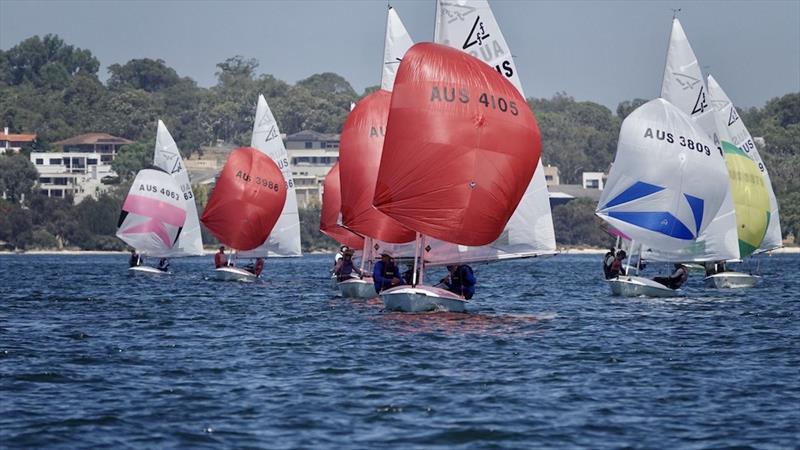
116,1,782,309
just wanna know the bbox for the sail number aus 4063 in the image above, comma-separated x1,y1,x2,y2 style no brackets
430,86,519,116
139,183,181,201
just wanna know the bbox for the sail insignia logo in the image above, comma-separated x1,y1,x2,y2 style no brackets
264,125,279,142
672,73,701,91
691,86,708,115
728,107,740,126
158,145,182,174
463,16,491,49
440,2,477,23
256,111,274,130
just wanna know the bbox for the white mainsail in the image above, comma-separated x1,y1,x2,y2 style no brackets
116,169,188,256
597,99,730,256
152,120,204,256
239,95,302,258
650,17,739,262
381,6,414,91
707,74,782,252
430,0,557,265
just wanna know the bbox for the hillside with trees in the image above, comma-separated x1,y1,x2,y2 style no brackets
1,34,797,251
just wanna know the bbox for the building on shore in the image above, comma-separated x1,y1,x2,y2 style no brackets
1,127,37,154
52,133,133,164
545,166,606,207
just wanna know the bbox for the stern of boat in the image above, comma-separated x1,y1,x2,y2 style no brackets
338,277,376,299
607,275,680,298
381,285,467,313
704,272,760,289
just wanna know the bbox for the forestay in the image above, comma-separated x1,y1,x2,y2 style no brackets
655,17,738,262
596,99,730,256
707,75,782,254
152,120,203,256
239,95,302,258
431,0,556,262
116,169,188,256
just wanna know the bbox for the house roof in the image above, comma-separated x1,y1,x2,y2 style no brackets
0,132,37,142
549,184,603,201
53,133,134,146
286,130,340,142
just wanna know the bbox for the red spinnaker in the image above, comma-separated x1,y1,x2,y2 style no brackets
201,147,287,251
320,162,364,249
373,43,541,246
339,90,416,244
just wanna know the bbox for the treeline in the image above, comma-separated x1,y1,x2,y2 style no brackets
1,34,798,250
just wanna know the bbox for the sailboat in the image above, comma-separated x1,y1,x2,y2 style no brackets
613,17,739,294
704,74,782,288
374,42,541,312
237,95,302,260
427,0,558,266
336,5,417,299
118,120,203,274
117,168,189,274
320,161,365,289
595,98,732,297
200,147,287,281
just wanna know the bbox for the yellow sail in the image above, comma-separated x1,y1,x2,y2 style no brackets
722,141,770,257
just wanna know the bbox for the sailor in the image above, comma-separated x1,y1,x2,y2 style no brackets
705,260,727,276
402,263,417,285
440,264,477,299
603,248,616,279
245,257,264,277
215,246,227,268
333,249,361,282
373,252,402,293
334,245,348,265
609,250,627,278
654,263,689,289
129,250,141,267
157,258,169,272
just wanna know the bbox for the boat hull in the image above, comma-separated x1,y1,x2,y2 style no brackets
704,272,760,289
214,267,258,282
608,275,679,298
381,285,467,313
338,278,376,299
128,266,169,275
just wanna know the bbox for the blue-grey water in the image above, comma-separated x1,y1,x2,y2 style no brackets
1,253,798,449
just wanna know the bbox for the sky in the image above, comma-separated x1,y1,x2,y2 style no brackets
1,0,798,110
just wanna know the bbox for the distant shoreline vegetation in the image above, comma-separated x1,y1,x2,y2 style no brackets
1,34,798,251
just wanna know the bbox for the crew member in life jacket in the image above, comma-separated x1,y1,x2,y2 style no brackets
608,250,627,278
244,257,264,277
441,264,477,300
603,248,616,279
654,263,689,289
157,258,169,272
215,246,228,268
333,249,361,282
129,249,141,267
373,252,402,293
334,245,348,266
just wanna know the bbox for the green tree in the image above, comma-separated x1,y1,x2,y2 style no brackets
107,58,181,92
1,34,99,88
112,141,153,180
551,198,612,247
0,154,38,203
616,98,648,120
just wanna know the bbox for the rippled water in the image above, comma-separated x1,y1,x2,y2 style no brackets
1,253,798,449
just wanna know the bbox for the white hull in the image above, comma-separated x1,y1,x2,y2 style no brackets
704,272,760,289
338,278,376,299
381,285,467,313
214,266,258,282
608,275,680,298
128,266,169,275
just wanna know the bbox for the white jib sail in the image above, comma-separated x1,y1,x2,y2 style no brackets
152,120,203,256
707,74,782,252
238,95,302,258
657,17,739,262
381,6,414,92
596,99,731,257
116,169,188,257
431,0,556,264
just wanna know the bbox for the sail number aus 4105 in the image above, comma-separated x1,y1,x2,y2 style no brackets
430,86,519,116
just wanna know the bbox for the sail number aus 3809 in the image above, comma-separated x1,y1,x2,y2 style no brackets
643,128,714,157
430,86,519,116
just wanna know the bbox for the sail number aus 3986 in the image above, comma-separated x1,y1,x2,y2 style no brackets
236,170,280,192
430,86,519,116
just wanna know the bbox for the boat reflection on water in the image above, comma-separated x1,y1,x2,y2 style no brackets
374,310,553,336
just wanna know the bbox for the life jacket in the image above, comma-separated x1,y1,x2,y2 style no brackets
214,252,226,268
381,263,397,279
254,259,264,276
